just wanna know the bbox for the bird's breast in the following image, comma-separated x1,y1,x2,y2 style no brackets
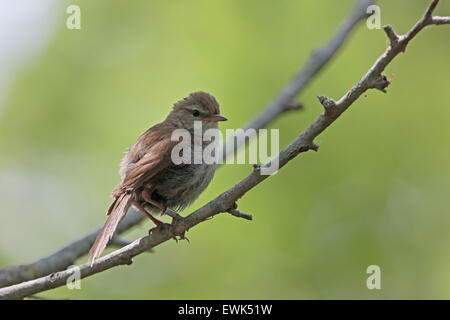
152,162,217,211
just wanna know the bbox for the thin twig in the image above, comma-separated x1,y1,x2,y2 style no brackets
431,16,450,25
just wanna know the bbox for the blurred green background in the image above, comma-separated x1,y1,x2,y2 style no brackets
0,0,449,299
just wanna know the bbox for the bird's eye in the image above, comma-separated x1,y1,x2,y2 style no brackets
192,110,200,117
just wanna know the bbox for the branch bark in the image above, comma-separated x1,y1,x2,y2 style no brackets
1,0,448,300
0,0,375,290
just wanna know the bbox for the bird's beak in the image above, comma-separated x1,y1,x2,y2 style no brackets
204,114,228,122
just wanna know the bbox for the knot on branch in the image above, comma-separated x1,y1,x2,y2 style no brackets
48,272,58,283
317,95,336,115
310,142,319,152
383,25,400,46
369,75,391,93
118,256,133,266
298,142,319,153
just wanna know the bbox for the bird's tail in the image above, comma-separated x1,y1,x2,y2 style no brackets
88,192,132,266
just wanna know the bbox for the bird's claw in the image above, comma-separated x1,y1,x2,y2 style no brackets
172,234,190,243
169,214,189,243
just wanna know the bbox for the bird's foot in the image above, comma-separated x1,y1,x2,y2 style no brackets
169,214,189,243
133,200,166,234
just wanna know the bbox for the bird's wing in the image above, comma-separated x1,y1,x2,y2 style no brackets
112,125,179,196
122,138,176,190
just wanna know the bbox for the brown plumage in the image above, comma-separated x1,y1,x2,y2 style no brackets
88,91,226,265
172,91,220,115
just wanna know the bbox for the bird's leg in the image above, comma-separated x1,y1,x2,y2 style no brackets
140,189,187,241
141,188,182,219
169,214,189,243
140,189,184,240
141,188,165,211
141,189,180,218
131,200,164,234
161,209,187,242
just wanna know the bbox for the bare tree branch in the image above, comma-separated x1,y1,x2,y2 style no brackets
223,0,375,159
0,0,375,289
0,210,144,289
0,0,448,300
431,16,450,25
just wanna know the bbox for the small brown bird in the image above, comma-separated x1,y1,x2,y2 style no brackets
88,91,227,264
